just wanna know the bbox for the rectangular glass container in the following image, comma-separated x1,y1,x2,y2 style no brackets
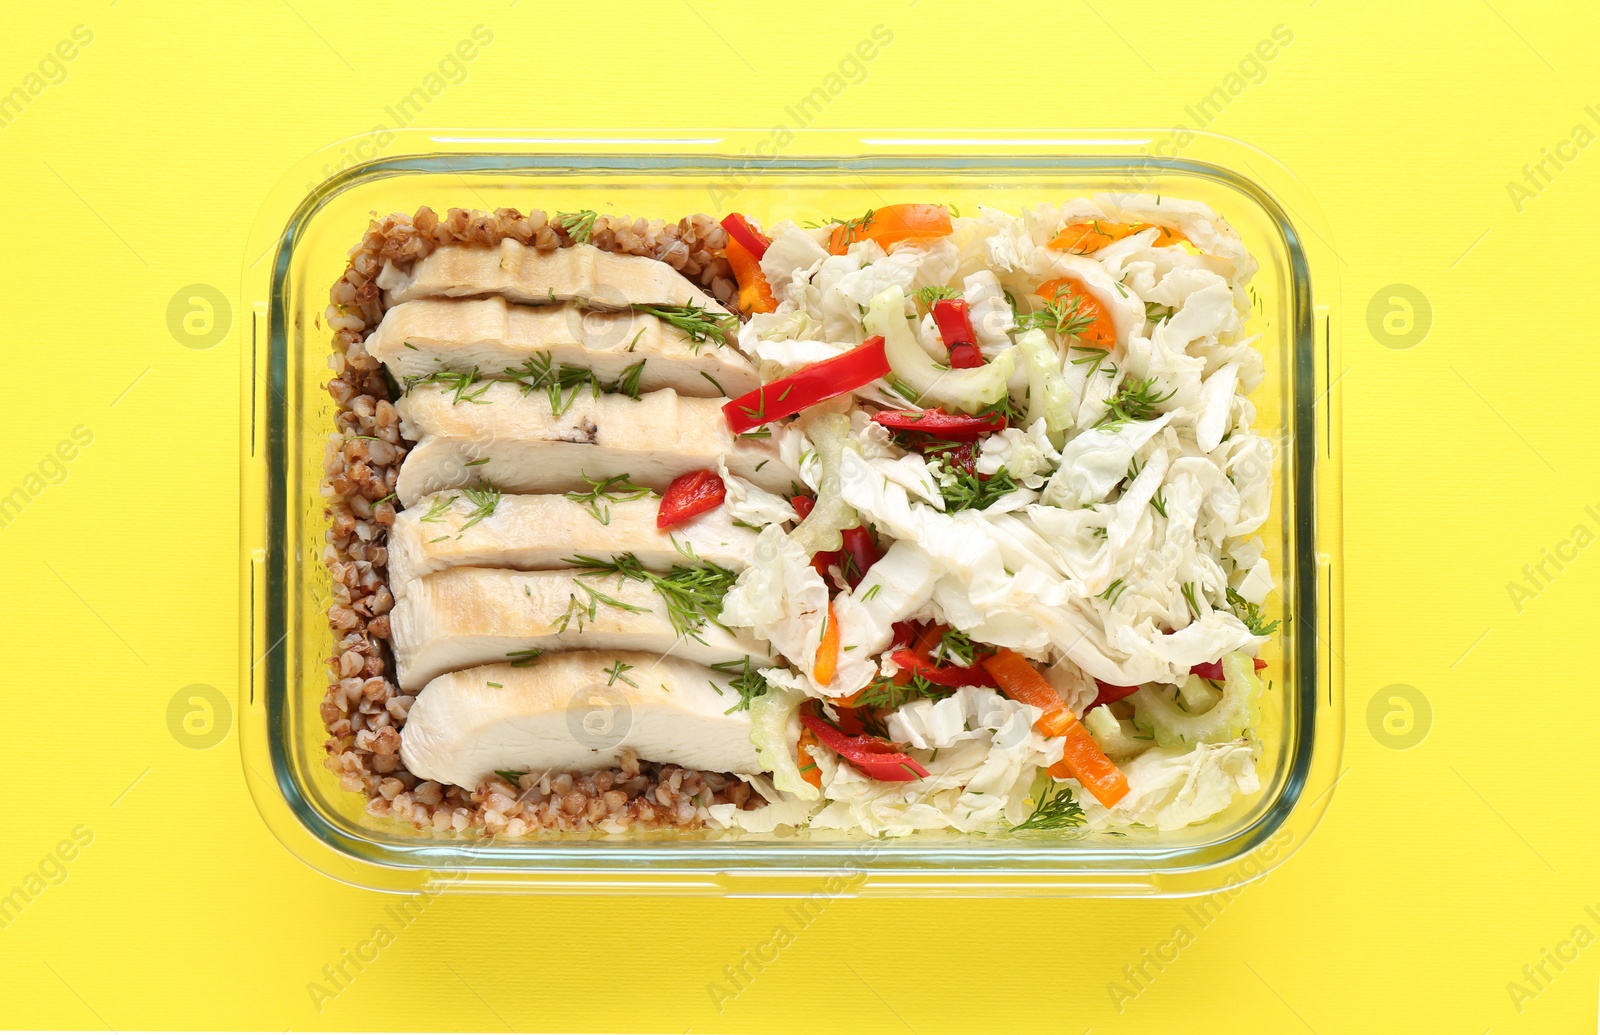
239,130,1344,896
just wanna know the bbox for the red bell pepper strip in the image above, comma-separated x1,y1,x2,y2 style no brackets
720,213,771,259
1087,678,1142,712
1190,657,1269,682
722,336,890,434
889,648,998,689
930,299,985,369
870,408,1008,441
800,705,929,782
889,621,920,649
656,469,725,529
837,526,880,589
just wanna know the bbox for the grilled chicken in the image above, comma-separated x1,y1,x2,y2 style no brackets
378,240,729,313
399,652,762,788
393,382,792,506
365,297,760,398
389,493,758,601
388,566,772,691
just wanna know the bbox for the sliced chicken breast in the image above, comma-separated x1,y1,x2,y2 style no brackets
365,297,759,398
379,239,728,313
390,493,758,602
399,652,761,788
393,382,792,506
389,566,772,691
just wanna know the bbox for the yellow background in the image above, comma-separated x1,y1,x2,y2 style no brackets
2,1,1596,1031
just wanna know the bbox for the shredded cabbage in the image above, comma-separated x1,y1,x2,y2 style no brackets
1015,328,1075,446
789,412,857,555
747,685,819,801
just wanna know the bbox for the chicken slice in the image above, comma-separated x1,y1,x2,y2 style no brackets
365,297,759,398
399,652,761,788
390,493,757,602
393,382,792,506
388,566,772,691
378,239,729,314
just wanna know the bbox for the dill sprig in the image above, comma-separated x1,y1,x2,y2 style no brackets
1017,284,1096,339
914,285,959,307
1151,487,1169,518
562,552,739,638
611,360,646,400
563,473,655,526
553,578,653,634
554,209,598,243
1100,578,1127,605
933,628,980,667
936,461,1018,513
1069,343,1115,380
505,647,544,668
457,482,501,532
853,671,952,711
1227,588,1281,636
1181,581,1203,619
603,660,638,687
1094,377,1174,430
419,494,457,523
494,769,527,785
506,354,602,417
808,208,875,246
709,657,772,713
632,303,738,350
1012,783,1086,832
1144,301,1177,324
402,367,491,404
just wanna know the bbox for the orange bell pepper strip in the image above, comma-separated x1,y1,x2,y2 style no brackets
813,602,841,685
828,203,952,255
1049,720,1131,808
980,648,1074,737
725,235,777,314
797,727,824,789
1047,220,1188,254
1033,276,1117,350
980,650,1130,808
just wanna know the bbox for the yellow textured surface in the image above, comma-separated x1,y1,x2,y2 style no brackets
1,2,1596,1031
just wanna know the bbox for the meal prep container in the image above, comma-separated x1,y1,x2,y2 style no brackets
239,129,1344,896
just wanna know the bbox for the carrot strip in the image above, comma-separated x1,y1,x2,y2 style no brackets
725,235,777,314
813,602,840,685
797,727,824,789
829,203,952,255
980,649,1073,738
1046,220,1188,254
1048,720,1130,808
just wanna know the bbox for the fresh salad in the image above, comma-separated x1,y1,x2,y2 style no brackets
706,197,1278,835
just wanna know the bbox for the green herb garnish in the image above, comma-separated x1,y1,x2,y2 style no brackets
1012,783,1086,832
1094,377,1174,430
1227,588,1281,636
563,473,654,525
554,209,598,243
632,303,738,349
709,656,771,713
457,482,501,532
